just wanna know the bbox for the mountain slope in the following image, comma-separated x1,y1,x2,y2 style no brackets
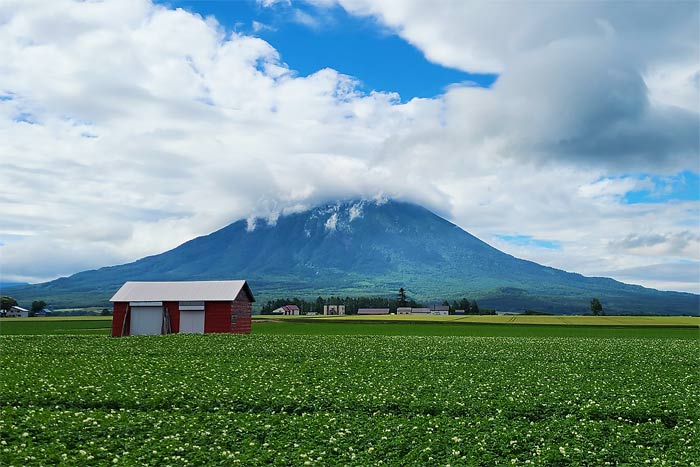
10,200,699,314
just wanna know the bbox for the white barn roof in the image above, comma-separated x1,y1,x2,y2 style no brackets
110,280,254,303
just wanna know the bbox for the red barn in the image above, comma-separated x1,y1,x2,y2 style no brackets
110,280,254,337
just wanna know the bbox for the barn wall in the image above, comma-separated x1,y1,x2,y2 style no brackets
164,301,180,334
204,301,233,333
232,289,252,334
111,302,129,337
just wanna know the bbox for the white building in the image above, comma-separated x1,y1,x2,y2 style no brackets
323,305,345,315
272,305,300,315
357,308,390,315
410,308,431,314
5,306,29,318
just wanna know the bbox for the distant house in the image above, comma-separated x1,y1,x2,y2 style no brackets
323,305,345,315
410,308,431,314
272,305,300,315
34,308,52,317
431,306,450,315
110,280,254,336
3,306,29,318
398,307,447,315
357,308,390,315
454,309,466,315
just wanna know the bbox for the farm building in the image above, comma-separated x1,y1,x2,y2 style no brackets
397,307,450,315
110,280,254,337
34,308,52,317
2,306,29,318
272,305,300,315
357,308,390,315
323,305,345,315
410,308,431,314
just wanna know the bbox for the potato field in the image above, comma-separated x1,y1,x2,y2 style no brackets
1,334,698,466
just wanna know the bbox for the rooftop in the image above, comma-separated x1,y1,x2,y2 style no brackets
110,280,254,303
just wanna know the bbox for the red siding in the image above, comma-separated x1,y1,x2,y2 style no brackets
204,301,234,333
232,289,252,334
164,301,180,334
111,302,129,337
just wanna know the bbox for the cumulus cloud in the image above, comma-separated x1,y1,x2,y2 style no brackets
332,1,698,76
330,0,699,170
0,0,698,293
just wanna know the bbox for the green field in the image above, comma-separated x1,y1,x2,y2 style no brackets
254,321,699,338
0,316,113,335
254,315,700,339
1,333,698,466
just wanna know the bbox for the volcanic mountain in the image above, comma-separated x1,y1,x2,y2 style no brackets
10,200,698,314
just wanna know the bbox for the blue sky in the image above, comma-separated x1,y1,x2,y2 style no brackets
496,235,561,250
158,0,497,100
623,171,700,204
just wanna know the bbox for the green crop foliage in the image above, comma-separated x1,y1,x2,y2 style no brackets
1,334,698,466
0,318,112,335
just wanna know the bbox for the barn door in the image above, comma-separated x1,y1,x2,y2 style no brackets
179,310,204,334
179,301,205,334
130,303,164,336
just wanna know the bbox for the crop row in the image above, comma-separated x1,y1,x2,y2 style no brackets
1,334,698,465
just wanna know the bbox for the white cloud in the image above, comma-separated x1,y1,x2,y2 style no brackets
0,0,698,294
257,0,291,7
252,20,275,33
332,1,698,74
330,0,699,170
645,61,700,112
292,8,321,28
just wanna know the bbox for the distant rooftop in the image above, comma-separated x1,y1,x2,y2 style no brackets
357,308,390,315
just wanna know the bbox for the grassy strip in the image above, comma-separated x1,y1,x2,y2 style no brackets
0,319,112,335
254,314,700,326
1,315,697,338
252,320,699,339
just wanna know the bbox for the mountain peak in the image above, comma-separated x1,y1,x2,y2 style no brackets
9,199,698,314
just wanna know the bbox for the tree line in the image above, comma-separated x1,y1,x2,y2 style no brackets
260,295,421,315
260,288,493,315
